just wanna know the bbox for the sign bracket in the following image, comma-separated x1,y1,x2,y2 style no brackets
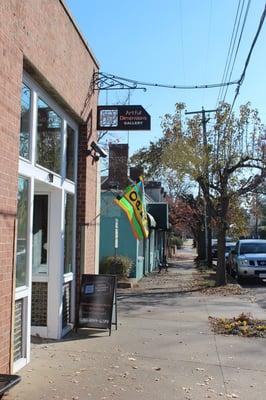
93,72,146,92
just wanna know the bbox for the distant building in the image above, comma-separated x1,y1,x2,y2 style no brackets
100,144,169,279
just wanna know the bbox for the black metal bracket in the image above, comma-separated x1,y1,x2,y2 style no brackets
92,72,146,91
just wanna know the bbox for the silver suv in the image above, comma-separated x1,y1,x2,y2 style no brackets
228,239,266,282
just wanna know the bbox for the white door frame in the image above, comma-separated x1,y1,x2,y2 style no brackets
14,72,78,370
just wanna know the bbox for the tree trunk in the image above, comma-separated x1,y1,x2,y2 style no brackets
195,228,206,261
215,196,229,286
216,223,227,285
207,219,213,268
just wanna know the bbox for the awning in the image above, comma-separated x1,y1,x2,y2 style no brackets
147,212,156,229
148,203,169,230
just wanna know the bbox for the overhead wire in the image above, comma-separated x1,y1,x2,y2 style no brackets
216,0,244,106
222,0,251,102
220,0,246,101
98,72,239,90
230,2,266,113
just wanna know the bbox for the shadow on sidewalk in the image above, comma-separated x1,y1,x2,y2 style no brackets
31,328,111,346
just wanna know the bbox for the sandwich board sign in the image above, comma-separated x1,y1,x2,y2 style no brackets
97,105,151,131
78,274,117,336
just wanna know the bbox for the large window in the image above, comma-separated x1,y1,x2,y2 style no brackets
66,125,75,181
16,177,29,287
20,84,31,159
36,98,62,174
64,193,74,274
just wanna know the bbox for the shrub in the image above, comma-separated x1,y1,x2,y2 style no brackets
99,255,133,278
169,236,183,249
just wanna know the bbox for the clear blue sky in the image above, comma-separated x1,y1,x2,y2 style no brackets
66,0,266,155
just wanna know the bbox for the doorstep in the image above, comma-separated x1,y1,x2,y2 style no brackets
117,278,138,289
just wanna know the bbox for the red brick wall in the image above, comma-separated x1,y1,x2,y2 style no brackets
0,0,99,372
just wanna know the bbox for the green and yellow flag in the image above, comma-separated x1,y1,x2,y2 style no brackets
114,177,149,241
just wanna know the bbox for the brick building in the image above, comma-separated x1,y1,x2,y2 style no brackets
0,0,100,373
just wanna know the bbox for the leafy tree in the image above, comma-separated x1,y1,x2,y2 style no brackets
162,102,265,285
250,194,266,239
167,194,206,261
258,198,266,239
132,102,266,285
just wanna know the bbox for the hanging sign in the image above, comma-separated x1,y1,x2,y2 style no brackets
97,105,151,131
78,274,117,335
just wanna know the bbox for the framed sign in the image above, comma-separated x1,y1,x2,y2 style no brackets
78,274,117,335
97,105,151,131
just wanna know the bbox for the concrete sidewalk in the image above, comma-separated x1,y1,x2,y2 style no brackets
6,252,266,400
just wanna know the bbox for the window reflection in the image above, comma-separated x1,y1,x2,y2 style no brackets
20,84,31,159
16,177,29,287
36,98,62,174
66,125,75,181
64,193,74,274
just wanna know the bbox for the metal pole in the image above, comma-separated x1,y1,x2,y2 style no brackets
185,108,218,265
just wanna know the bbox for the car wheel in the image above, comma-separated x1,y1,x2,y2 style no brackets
235,267,244,284
230,264,236,278
226,262,230,274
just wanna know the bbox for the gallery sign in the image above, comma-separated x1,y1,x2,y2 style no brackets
97,105,151,131
78,274,117,335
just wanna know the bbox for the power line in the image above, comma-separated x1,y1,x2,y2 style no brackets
220,0,246,102
216,0,244,105
231,2,266,112
222,0,251,103
94,71,238,91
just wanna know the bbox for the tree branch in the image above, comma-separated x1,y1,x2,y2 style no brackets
237,174,265,196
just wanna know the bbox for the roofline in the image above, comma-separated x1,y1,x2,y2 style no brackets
59,0,100,68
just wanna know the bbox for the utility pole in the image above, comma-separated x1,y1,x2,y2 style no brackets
185,107,218,267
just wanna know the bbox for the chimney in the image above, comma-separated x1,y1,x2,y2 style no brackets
102,144,129,189
129,166,144,183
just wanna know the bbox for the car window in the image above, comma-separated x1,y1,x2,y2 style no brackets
240,243,266,254
226,244,235,251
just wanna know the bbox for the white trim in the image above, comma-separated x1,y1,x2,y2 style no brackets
26,176,34,362
30,88,37,164
15,287,29,300
13,357,27,373
63,272,74,283
62,119,67,179
14,72,79,371
47,189,65,339
32,275,49,283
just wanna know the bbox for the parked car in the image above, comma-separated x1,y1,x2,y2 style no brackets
227,239,266,282
212,240,236,260
225,242,236,262
211,239,218,259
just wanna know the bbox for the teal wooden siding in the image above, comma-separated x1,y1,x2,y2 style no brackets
100,192,144,279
